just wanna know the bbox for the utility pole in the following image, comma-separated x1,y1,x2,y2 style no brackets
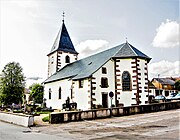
158,74,160,95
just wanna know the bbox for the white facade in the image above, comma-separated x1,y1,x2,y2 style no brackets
44,20,151,110
44,57,149,110
44,79,72,109
48,51,78,77
91,59,116,108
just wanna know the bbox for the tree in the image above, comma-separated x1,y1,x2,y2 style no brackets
29,83,44,104
0,62,25,105
174,80,180,91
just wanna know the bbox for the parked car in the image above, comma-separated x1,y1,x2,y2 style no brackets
171,93,180,100
155,95,166,102
166,93,177,101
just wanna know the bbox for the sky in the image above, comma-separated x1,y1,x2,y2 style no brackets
0,0,179,87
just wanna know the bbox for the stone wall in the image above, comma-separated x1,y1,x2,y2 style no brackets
0,112,34,127
50,101,180,124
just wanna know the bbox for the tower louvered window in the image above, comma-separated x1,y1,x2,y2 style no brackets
122,71,131,91
65,55,70,63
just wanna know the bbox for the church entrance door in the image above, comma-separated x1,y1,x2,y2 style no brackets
102,93,108,108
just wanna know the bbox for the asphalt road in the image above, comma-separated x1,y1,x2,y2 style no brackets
0,109,179,140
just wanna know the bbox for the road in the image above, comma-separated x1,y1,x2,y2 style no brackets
0,109,179,140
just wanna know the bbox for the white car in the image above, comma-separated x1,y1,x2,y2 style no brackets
166,93,177,100
171,93,180,100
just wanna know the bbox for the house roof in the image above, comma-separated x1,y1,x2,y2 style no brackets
47,21,78,55
153,78,175,85
44,42,151,84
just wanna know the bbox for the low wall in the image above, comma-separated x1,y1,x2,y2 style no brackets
50,101,180,124
0,111,34,127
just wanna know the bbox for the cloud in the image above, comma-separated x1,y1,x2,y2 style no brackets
26,77,44,88
152,19,179,48
27,77,43,80
76,40,109,58
149,60,180,79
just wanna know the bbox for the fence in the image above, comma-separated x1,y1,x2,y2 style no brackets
50,101,180,124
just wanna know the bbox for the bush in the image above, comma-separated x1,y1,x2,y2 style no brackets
13,110,23,113
42,116,49,122
36,111,51,115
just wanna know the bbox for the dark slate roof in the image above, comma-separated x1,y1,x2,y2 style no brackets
44,42,151,83
47,22,78,55
154,78,175,85
113,42,151,60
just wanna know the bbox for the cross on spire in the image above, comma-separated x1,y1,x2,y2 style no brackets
126,37,128,43
62,11,65,22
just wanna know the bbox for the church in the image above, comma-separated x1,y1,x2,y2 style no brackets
43,18,151,110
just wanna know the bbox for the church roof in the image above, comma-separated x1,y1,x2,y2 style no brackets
48,22,78,55
44,42,151,83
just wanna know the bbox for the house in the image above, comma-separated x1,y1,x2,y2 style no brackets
151,78,177,97
43,19,151,110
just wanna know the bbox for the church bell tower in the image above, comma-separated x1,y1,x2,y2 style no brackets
47,13,78,77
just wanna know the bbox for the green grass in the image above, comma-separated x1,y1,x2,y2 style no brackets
42,116,49,122
36,111,51,115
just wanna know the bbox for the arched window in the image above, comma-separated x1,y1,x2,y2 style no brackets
65,55,70,63
122,71,131,91
101,77,108,88
49,88,52,99
58,87,61,99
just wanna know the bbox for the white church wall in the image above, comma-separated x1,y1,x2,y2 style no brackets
92,59,116,108
48,52,58,77
117,58,135,106
44,79,72,109
137,58,149,105
73,78,91,110
60,52,77,69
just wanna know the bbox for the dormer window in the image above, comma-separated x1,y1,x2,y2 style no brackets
65,55,70,63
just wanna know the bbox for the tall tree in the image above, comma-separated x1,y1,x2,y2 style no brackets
29,83,44,104
174,80,180,91
0,62,25,105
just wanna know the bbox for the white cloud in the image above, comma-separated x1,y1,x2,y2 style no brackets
76,40,109,58
152,19,179,48
149,60,180,79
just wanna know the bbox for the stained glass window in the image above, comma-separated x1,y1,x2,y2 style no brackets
122,71,131,91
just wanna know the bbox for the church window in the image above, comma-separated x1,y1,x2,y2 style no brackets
49,88,52,99
51,56,54,64
58,87,61,99
65,55,70,63
101,77,108,88
102,67,107,74
122,71,131,91
79,80,84,88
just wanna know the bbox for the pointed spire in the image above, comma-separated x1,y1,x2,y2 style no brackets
47,13,78,55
